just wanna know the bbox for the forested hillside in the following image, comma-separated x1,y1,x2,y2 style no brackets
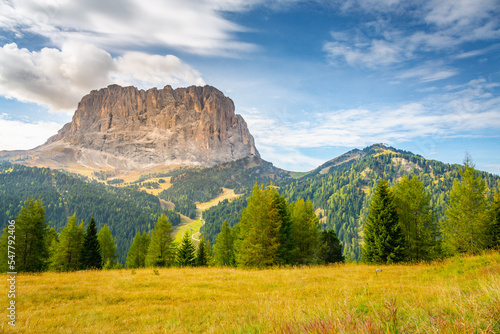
201,145,500,260
158,156,290,218
0,163,180,263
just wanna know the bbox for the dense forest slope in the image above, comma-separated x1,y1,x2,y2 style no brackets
2,144,499,262
201,144,500,260
158,155,290,218
0,163,180,263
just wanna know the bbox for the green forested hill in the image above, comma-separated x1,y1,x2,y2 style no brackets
0,163,180,263
158,156,290,218
2,145,499,263
201,144,500,260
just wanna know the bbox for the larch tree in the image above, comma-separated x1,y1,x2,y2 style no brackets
213,220,235,266
145,214,175,267
362,179,405,264
126,231,150,268
176,230,196,266
97,224,118,268
80,217,102,269
50,215,85,271
289,198,320,265
392,176,439,261
235,184,281,267
442,154,490,255
15,196,49,272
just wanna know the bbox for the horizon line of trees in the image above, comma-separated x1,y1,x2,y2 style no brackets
1,154,499,272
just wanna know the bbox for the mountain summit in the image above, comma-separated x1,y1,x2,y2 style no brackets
2,85,260,170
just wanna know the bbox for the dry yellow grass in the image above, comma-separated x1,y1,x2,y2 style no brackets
197,188,242,212
1,251,499,333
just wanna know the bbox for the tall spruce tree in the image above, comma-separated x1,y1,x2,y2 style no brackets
195,235,211,266
268,187,294,265
126,231,150,268
176,230,196,266
15,196,49,272
442,154,490,255
145,214,175,267
318,229,344,264
289,198,320,265
97,224,118,268
213,220,235,266
213,221,235,266
80,217,102,269
50,215,85,271
392,176,439,261
362,179,405,264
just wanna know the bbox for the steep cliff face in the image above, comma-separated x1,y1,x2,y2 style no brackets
20,85,260,170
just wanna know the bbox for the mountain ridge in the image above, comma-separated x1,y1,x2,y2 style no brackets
1,84,259,172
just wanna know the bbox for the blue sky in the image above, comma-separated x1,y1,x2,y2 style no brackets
0,0,499,174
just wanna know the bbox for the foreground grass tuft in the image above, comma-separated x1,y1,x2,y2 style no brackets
1,251,499,333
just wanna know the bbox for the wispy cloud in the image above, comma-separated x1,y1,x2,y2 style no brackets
324,0,500,68
243,78,500,153
397,62,459,82
0,0,260,56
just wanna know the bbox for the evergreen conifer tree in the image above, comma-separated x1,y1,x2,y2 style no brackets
442,154,490,255
145,214,175,267
195,235,210,266
97,224,118,268
490,190,500,249
362,179,405,263
80,217,102,269
213,220,235,266
318,229,344,263
50,215,85,271
392,176,439,261
289,198,320,264
126,231,150,268
0,226,9,272
15,196,49,272
235,184,281,267
268,187,294,265
176,230,196,266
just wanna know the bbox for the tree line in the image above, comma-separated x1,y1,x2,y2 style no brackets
362,155,500,263
1,154,498,272
0,197,119,272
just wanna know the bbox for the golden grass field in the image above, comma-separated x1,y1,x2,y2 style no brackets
1,251,499,333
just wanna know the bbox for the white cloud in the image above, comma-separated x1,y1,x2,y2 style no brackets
243,78,500,152
112,52,205,89
397,62,459,82
323,38,403,68
0,116,63,150
324,0,500,68
0,43,205,112
0,0,260,56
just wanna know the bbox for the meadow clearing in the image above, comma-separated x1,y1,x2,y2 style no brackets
1,251,499,333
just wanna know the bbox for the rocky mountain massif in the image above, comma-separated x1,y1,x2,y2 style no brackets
1,85,259,171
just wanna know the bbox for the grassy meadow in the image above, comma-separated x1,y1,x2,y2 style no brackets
1,251,499,333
